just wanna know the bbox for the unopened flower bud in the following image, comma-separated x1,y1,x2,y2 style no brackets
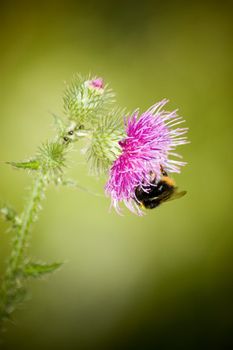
63,75,114,127
88,78,104,92
85,110,125,175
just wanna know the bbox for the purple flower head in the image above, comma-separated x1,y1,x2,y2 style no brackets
105,99,188,215
88,77,104,90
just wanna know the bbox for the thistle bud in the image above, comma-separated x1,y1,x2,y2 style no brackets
85,109,125,175
63,75,114,128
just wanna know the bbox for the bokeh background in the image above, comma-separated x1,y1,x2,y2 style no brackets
0,0,232,349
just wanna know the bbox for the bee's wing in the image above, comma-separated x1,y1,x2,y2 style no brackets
149,191,172,202
148,190,187,204
166,190,187,202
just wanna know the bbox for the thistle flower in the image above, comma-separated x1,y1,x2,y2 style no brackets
105,99,188,215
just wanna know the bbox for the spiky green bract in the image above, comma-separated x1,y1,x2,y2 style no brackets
85,109,125,175
38,142,67,177
63,75,115,127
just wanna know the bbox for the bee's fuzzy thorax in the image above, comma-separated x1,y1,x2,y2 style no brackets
161,176,175,187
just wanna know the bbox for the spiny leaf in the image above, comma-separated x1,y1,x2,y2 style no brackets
7,159,40,170
0,205,21,227
23,262,63,278
8,286,28,308
0,286,28,322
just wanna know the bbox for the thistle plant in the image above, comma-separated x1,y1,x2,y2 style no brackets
0,74,188,330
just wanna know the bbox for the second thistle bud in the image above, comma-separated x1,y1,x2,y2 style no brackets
85,110,125,175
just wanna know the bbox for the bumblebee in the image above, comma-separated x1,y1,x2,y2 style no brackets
134,167,186,209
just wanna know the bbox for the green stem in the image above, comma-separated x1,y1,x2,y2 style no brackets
0,172,47,324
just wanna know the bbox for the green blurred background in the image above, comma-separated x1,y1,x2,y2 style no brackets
0,0,232,349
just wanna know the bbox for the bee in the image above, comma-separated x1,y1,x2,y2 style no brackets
134,167,186,209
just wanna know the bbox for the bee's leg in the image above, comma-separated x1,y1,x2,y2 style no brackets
160,165,168,176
